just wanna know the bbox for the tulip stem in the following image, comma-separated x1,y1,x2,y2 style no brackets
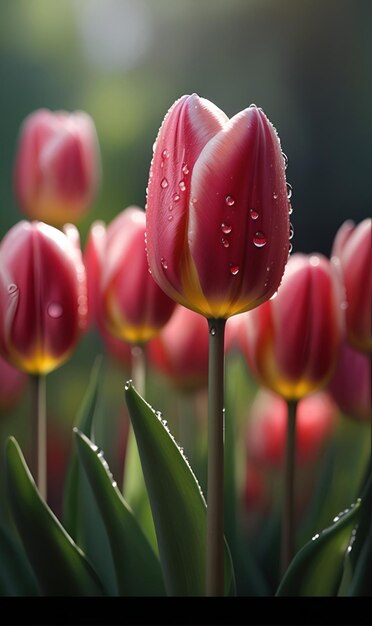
206,317,226,597
281,398,298,574
30,373,47,501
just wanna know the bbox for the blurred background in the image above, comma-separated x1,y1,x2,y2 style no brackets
0,0,370,556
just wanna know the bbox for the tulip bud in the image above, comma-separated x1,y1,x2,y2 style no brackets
85,206,176,345
14,109,100,225
148,304,209,392
327,340,371,422
0,355,27,412
331,218,372,353
146,94,290,319
0,221,88,374
246,389,337,467
240,253,344,400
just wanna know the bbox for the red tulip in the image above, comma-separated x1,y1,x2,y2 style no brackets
0,221,88,374
239,253,344,400
0,355,27,412
148,304,209,391
146,94,290,319
85,206,176,344
246,389,337,467
331,218,372,353
327,340,371,422
14,108,100,225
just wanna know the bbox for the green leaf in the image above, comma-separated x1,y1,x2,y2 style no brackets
0,522,39,596
124,381,235,597
5,437,105,597
276,500,360,596
74,428,165,596
345,464,372,596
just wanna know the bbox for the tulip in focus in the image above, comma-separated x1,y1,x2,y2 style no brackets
14,109,100,225
246,389,338,468
0,355,27,412
331,218,372,353
0,221,88,374
146,93,290,319
239,253,344,400
327,340,371,422
148,304,209,392
85,206,176,345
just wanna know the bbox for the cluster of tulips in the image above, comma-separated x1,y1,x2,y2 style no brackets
0,94,370,600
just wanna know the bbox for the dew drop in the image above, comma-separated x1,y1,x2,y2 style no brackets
288,243,293,255
210,326,216,336
47,303,63,319
179,180,186,191
288,204,293,215
124,379,133,391
221,223,232,234
289,223,294,240
286,182,293,199
162,149,170,159
161,177,168,189
312,533,320,541
182,163,189,175
250,208,259,220
253,232,267,248
173,193,180,202
249,103,257,108
161,257,168,270
221,237,230,248
229,264,240,276
148,267,152,275
282,152,288,169
273,192,278,200
225,195,235,206
270,291,278,301
7,283,18,294
168,215,173,221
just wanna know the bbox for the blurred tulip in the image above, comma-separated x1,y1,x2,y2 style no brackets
14,108,100,225
146,93,290,319
0,355,27,412
240,253,344,400
327,340,371,422
85,206,176,345
148,304,209,392
0,221,88,374
331,218,372,353
246,389,338,468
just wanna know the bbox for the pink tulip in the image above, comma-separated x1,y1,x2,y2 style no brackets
85,206,176,344
0,355,27,412
14,109,100,225
327,340,371,422
246,389,338,467
0,221,88,374
240,253,344,400
331,218,372,353
148,304,209,391
146,94,290,319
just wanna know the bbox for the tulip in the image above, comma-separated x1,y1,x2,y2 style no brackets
146,93,290,319
327,340,371,422
14,108,100,225
331,218,372,353
146,94,291,595
247,389,337,468
148,304,209,392
0,355,27,413
85,206,176,346
0,220,88,375
240,253,344,401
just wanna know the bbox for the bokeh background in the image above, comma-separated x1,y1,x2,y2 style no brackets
0,0,370,532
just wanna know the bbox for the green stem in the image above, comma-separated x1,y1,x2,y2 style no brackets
281,398,298,574
30,373,47,501
206,318,226,596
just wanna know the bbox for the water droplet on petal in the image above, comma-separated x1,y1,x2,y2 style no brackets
286,182,292,199
161,257,168,270
270,291,278,301
288,204,293,215
289,223,294,239
249,103,257,108
210,326,216,336
173,193,180,202
148,267,152,275
161,177,168,189
182,163,189,175
250,208,259,220
221,237,230,248
8,283,18,295
273,192,278,200
168,215,173,221
253,232,267,248
229,264,240,276
179,180,186,191
288,243,293,256
282,152,288,169
221,223,232,234
47,303,63,319
162,149,170,159
225,195,235,206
